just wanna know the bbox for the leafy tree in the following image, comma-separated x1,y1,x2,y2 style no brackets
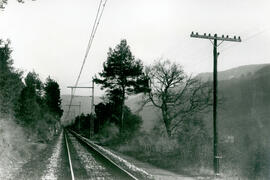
145,59,211,137
121,106,142,137
94,39,148,132
0,40,12,71
0,40,62,141
70,113,93,138
177,115,211,164
94,102,113,133
93,101,142,143
0,40,23,115
44,76,63,118
15,71,43,126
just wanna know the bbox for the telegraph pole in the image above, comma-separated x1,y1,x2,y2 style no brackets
78,102,81,130
67,80,95,138
79,101,81,115
190,32,241,176
91,79,95,114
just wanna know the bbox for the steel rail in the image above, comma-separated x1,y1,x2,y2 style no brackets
64,130,75,180
67,129,139,180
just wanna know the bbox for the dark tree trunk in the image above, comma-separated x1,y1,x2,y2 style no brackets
162,104,171,137
120,86,125,133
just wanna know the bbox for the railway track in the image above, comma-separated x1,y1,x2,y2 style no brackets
15,129,153,179
64,129,147,180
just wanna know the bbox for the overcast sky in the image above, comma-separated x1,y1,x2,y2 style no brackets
1,0,270,96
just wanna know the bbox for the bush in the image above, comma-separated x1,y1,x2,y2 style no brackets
115,130,180,171
176,116,212,167
94,122,119,144
112,115,212,175
120,106,143,141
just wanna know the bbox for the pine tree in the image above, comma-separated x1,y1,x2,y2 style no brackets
94,39,148,132
44,77,63,118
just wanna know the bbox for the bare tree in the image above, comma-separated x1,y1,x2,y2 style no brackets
145,59,212,137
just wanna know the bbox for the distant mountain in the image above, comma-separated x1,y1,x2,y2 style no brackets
196,64,270,81
61,95,102,117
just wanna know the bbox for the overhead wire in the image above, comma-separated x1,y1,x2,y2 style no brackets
219,28,270,53
155,28,267,78
179,28,270,74
74,0,103,89
64,0,108,120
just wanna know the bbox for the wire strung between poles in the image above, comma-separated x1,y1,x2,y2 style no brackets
65,0,108,119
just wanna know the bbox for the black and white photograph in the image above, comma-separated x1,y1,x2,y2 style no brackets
0,0,270,179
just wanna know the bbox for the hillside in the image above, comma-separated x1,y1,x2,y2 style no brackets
197,63,270,81
130,63,270,177
217,64,270,135
0,117,47,179
129,64,270,132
